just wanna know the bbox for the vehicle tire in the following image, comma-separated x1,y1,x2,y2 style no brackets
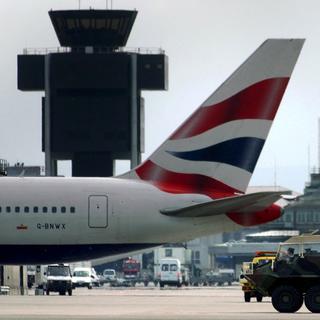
271,285,303,313
177,282,182,288
88,284,92,290
305,285,320,313
46,289,50,296
144,281,148,287
68,289,72,296
256,292,263,302
159,282,164,288
244,292,251,302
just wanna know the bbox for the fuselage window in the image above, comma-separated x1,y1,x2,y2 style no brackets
33,206,38,213
6,206,11,213
61,206,66,213
52,206,57,213
24,207,29,213
70,206,76,214
15,206,20,213
43,207,48,213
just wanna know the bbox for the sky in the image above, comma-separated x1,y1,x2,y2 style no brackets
0,0,319,192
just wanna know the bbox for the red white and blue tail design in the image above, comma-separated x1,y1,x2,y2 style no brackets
122,39,304,198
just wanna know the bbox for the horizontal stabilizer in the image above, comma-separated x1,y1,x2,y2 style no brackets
160,191,285,218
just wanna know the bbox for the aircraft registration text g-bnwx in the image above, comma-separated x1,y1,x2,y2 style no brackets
0,39,304,264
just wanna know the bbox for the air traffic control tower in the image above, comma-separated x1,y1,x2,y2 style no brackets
18,10,167,176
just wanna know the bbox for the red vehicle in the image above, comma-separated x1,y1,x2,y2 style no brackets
123,258,140,282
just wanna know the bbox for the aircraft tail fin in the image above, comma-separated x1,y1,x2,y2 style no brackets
121,39,304,198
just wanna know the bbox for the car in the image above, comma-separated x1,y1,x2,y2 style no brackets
103,269,117,286
43,264,73,296
72,267,93,289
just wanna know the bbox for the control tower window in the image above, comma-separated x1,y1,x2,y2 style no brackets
81,19,90,29
66,18,76,29
96,19,106,29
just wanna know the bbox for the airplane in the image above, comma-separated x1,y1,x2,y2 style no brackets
0,39,304,264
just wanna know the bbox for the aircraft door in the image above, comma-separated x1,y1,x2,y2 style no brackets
88,195,108,228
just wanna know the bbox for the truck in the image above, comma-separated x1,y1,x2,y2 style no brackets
205,268,235,286
245,234,320,313
122,258,141,286
240,251,276,302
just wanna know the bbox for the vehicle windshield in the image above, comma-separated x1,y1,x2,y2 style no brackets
47,266,70,276
303,243,320,256
104,270,115,276
73,271,89,277
277,244,300,260
124,264,138,269
254,258,273,267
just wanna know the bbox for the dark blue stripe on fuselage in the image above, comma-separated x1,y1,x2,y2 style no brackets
0,243,159,265
167,137,265,173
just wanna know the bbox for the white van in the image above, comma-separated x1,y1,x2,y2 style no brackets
159,258,182,287
72,267,93,289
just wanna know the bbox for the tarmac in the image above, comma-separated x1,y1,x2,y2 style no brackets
0,285,318,320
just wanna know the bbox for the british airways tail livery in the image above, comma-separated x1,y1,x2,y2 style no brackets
0,39,303,264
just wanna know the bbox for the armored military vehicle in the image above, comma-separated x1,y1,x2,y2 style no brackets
245,234,320,313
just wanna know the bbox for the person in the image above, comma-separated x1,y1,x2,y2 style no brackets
279,247,295,263
285,247,295,263
287,247,294,257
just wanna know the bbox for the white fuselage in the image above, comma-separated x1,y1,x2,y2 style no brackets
0,177,240,264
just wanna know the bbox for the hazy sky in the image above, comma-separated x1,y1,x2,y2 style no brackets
0,0,319,192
